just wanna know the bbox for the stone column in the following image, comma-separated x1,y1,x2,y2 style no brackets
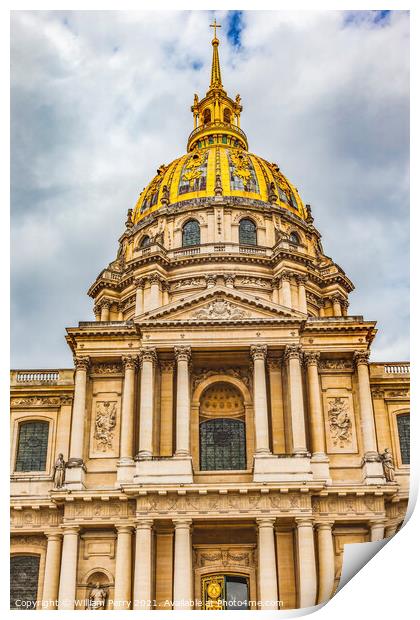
160,360,175,456
319,300,325,317
271,278,279,304
100,300,110,321
332,296,342,317
149,275,162,310
93,304,101,321
67,356,90,467
137,347,157,459
315,522,335,604
250,345,271,455
119,356,138,464
225,208,232,242
174,346,192,457
280,273,292,308
135,278,145,316
133,520,153,610
385,524,398,538
42,532,63,609
296,275,308,314
285,345,308,456
173,519,193,610
114,526,133,609
268,358,285,454
57,526,79,610
370,520,386,542
296,519,317,608
162,282,170,306
304,352,327,459
354,351,378,460
257,518,278,610
341,299,349,316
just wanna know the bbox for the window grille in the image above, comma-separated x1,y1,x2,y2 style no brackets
15,421,49,472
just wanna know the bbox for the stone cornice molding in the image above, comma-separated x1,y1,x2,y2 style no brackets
250,344,268,362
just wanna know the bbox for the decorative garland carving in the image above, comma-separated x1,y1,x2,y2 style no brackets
91,362,123,375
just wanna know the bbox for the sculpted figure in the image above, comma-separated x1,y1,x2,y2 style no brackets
88,582,107,610
53,453,66,489
381,448,395,482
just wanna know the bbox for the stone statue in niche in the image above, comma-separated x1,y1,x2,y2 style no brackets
94,401,117,452
53,453,66,488
380,448,395,482
88,582,107,610
328,397,352,446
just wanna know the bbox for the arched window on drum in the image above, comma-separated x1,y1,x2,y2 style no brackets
239,218,257,246
182,219,201,247
199,383,247,471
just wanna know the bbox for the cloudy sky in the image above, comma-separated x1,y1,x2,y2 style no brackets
11,10,409,368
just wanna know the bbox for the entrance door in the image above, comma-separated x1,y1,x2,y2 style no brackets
202,574,249,610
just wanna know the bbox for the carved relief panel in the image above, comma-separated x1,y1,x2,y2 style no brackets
322,390,358,454
89,391,121,459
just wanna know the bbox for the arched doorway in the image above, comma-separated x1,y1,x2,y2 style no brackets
199,382,246,471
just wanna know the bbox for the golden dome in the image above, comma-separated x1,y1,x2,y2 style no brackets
131,147,306,225
131,23,307,225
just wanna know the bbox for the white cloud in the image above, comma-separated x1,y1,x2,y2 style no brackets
11,10,409,366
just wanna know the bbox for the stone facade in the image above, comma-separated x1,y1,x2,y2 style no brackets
10,29,409,611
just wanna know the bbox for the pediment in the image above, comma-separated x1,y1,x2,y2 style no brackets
139,285,306,323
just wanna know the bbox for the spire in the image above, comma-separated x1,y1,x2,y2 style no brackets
209,18,222,90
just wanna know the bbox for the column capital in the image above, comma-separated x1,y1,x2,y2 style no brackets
135,519,154,530
223,274,235,287
173,518,193,529
61,525,80,535
314,521,334,531
73,356,90,372
295,517,314,528
353,350,370,367
280,271,293,283
267,357,282,371
174,345,192,363
160,359,175,372
206,274,217,287
304,351,320,367
122,354,139,371
134,276,146,288
149,273,163,286
45,530,63,541
116,524,135,534
250,344,267,361
284,344,303,363
256,517,276,527
139,347,157,366
369,518,388,528
296,273,309,285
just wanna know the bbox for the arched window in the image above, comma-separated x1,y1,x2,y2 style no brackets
203,108,211,125
223,108,231,124
15,421,49,472
182,219,200,247
397,413,410,464
239,218,257,245
200,418,246,471
10,555,41,609
289,231,300,245
139,235,151,248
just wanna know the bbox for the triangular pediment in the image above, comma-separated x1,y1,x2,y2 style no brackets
138,285,306,324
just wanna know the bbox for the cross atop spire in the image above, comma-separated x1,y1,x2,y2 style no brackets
209,19,222,89
210,18,221,41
